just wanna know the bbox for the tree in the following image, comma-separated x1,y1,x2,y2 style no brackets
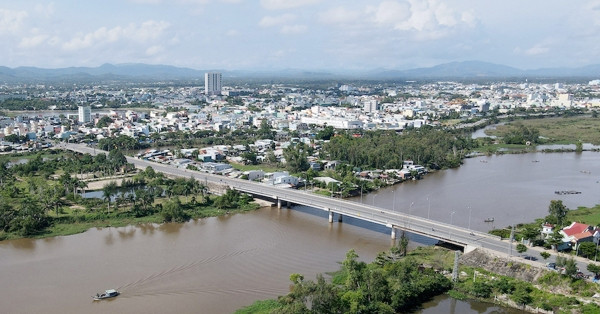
576,141,583,153
393,231,410,258
540,252,551,261
283,143,309,173
578,242,597,258
547,229,565,252
471,281,493,298
587,263,600,277
315,126,335,140
548,200,568,227
102,181,118,214
161,197,189,222
564,258,578,277
342,249,366,290
96,116,114,128
516,243,528,256
13,196,49,236
510,282,533,309
257,120,274,140
521,225,541,244
241,151,258,165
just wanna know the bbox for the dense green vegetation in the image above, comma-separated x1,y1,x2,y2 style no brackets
321,127,475,170
0,98,77,110
454,265,600,312
0,150,259,240
238,248,452,313
239,245,600,314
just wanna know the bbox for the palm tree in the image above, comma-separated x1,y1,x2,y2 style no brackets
73,178,88,198
102,181,118,214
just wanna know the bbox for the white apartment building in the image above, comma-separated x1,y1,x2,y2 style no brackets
78,105,91,123
205,72,222,95
363,99,379,113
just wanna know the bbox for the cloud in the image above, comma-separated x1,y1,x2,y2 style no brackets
0,8,28,33
19,34,49,48
62,20,170,51
34,3,56,17
524,44,550,56
318,7,361,25
259,14,295,27
280,24,307,34
225,29,239,36
145,45,164,55
260,0,321,10
369,1,411,26
321,1,476,41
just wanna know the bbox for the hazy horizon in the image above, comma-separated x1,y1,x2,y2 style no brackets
1,1,599,71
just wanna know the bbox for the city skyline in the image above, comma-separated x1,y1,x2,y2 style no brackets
1,1,599,71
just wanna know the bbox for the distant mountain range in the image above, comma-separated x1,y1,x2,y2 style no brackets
0,61,598,83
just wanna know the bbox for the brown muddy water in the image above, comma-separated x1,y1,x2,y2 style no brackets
2,151,598,313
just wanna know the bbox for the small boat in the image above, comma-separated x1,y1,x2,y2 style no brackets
484,218,494,223
92,289,120,300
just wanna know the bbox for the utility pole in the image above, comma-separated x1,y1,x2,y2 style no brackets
509,225,515,256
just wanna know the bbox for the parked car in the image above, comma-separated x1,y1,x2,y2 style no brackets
546,262,556,269
523,255,537,261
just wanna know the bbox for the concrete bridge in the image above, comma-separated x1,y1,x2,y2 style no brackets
60,143,509,254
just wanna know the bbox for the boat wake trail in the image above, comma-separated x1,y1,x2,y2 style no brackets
117,286,284,299
116,246,262,292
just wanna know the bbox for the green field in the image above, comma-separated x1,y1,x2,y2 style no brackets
487,117,600,145
567,204,600,226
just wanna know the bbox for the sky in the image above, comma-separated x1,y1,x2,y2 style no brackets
1,0,600,71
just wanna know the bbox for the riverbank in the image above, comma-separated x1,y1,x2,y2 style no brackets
237,246,600,313
0,196,262,241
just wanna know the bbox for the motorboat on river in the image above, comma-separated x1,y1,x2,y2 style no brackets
92,289,119,300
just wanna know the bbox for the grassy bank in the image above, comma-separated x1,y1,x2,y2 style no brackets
0,197,261,241
236,246,600,314
487,117,600,145
567,204,600,226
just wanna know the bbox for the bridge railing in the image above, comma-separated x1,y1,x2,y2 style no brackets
66,143,502,242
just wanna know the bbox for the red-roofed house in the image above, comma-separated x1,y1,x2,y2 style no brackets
562,222,591,237
560,222,593,250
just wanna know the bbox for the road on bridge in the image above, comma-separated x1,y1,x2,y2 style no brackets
58,142,598,277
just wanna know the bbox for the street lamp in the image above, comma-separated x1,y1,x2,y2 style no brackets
393,190,396,212
449,211,456,239
360,184,363,203
468,206,472,230
427,197,431,220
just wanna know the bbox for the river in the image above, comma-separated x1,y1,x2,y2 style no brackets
365,151,600,232
1,151,599,313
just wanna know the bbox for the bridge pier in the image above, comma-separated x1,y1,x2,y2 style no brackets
277,199,282,209
391,227,396,239
328,211,333,223
338,214,342,222
286,201,291,209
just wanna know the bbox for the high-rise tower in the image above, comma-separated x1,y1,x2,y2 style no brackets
78,105,91,123
205,72,222,95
